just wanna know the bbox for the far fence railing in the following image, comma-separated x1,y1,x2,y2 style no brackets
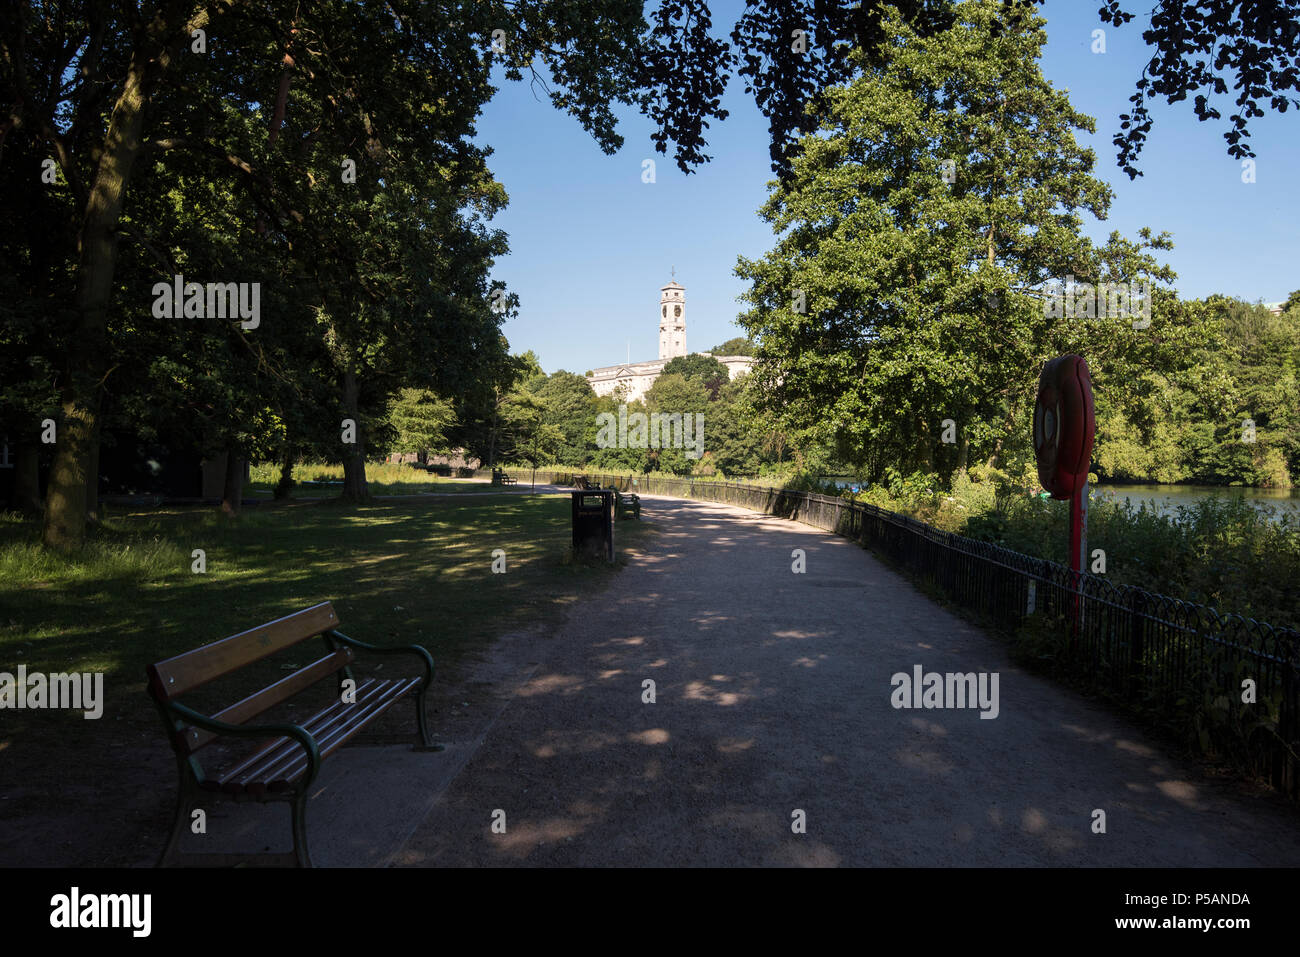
530,468,1300,798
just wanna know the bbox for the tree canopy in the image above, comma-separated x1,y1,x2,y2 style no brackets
4,0,1297,547
736,0,1180,479
660,353,732,398
709,336,756,355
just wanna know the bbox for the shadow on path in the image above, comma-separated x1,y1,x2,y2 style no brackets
375,494,1300,866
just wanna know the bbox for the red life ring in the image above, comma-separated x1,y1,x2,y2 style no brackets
1032,354,1095,500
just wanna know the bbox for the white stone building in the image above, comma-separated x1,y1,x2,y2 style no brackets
586,279,753,403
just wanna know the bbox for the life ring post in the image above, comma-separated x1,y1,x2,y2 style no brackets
1069,478,1088,648
1032,353,1096,651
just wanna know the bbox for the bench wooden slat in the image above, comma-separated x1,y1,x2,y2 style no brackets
215,678,420,792
268,678,420,784
217,676,398,786
229,679,391,787
215,676,383,786
179,647,356,755
148,602,339,701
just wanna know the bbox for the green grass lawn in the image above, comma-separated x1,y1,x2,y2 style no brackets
247,479,492,498
245,461,500,498
0,493,652,766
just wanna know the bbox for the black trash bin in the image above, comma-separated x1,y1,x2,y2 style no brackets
571,489,615,563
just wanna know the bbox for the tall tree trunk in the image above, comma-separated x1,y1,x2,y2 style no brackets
984,430,1012,471
13,443,43,514
41,3,214,549
44,350,103,548
341,369,370,502
918,420,934,472
221,448,244,516
274,446,296,499
957,435,970,476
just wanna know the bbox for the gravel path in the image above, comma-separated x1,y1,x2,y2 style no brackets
394,493,1300,866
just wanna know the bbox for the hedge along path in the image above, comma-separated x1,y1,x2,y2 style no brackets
394,494,1300,866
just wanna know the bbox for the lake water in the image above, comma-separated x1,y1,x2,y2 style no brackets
1091,484,1300,519
824,477,1300,521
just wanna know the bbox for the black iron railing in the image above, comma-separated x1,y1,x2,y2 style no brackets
529,469,1300,798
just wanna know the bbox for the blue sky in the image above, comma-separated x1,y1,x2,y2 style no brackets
473,1,1300,376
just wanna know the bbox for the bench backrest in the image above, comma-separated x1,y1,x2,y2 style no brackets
146,602,349,755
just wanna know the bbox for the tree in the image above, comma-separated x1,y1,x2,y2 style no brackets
2,2,483,537
654,0,1300,178
709,337,756,356
110,124,317,517
524,371,598,466
303,169,510,503
1091,295,1228,484
0,162,65,513
0,0,711,545
660,354,731,398
388,389,456,464
452,349,541,468
736,0,1169,480
643,372,709,474
1202,296,1300,485
4,2,223,544
590,394,651,471
500,390,564,488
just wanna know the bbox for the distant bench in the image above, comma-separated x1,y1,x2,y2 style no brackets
573,477,639,517
145,602,437,867
492,468,517,486
610,486,640,520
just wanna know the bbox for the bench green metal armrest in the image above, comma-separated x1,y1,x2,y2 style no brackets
164,699,323,788
326,630,434,679
153,699,325,867
326,629,437,747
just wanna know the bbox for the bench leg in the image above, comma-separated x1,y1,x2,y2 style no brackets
157,767,196,868
413,684,444,752
291,792,313,868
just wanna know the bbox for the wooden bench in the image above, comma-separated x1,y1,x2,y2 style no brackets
609,486,641,519
145,601,437,867
500,473,517,485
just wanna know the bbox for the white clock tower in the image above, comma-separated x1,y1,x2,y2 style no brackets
658,277,686,360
